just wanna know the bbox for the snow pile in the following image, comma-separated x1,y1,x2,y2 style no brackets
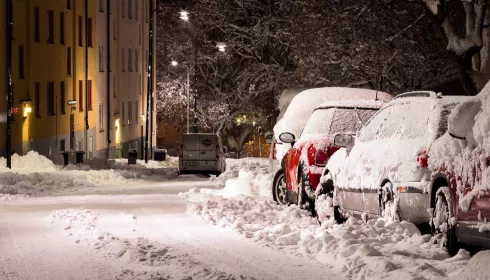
206,158,272,198
0,151,58,173
188,197,470,279
451,250,490,280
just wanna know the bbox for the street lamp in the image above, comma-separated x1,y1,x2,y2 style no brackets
179,10,189,21
171,60,191,134
216,42,227,52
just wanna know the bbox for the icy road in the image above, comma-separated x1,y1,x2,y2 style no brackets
0,178,336,280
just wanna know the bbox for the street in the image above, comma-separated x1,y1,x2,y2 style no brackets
0,178,337,280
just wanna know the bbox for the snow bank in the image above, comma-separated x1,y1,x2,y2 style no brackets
0,152,179,196
206,158,272,198
188,197,469,279
451,250,490,280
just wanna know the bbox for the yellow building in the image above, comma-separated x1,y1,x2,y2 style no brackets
0,0,156,163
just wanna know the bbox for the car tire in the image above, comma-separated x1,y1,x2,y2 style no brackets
272,170,289,205
431,187,459,256
298,166,316,215
315,173,344,224
379,182,400,221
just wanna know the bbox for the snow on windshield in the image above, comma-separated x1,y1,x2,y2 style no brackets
300,108,377,138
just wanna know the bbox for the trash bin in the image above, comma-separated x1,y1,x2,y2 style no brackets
61,151,70,166
75,151,85,164
153,149,167,161
128,149,138,165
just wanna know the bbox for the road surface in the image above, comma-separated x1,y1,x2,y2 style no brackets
0,178,340,280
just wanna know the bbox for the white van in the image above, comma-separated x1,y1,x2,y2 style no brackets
179,133,226,175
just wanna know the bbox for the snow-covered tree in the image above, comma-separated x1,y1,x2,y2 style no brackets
422,0,489,95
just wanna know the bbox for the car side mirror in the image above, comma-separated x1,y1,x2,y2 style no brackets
279,132,296,147
334,133,354,148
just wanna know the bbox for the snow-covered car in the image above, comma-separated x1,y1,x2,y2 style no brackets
429,82,490,254
323,91,472,225
276,100,387,211
271,87,391,206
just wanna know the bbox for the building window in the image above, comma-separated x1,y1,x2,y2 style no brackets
60,12,65,44
35,82,41,117
18,45,24,79
139,75,142,95
128,101,132,124
60,81,66,114
135,100,138,123
99,45,104,72
79,80,83,112
34,7,40,42
88,80,93,110
122,47,125,72
78,16,83,46
47,82,55,116
145,49,148,72
128,0,132,19
67,47,72,76
135,0,139,20
60,139,65,152
139,24,142,45
113,17,116,40
128,48,132,72
88,18,93,47
145,0,149,23
47,10,54,44
99,104,104,131
99,0,104,12
113,75,116,98
122,0,125,18
67,0,72,10
122,102,125,125
135,50,139,72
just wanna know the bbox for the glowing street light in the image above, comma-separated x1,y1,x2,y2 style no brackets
179,11,189,21
216,42,226,52
171,60,178,66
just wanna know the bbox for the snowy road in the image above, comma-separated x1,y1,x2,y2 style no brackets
0,179,339,280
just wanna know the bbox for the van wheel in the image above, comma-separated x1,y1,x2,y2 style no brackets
431,187,459,256
272,170,288,205
379,182,400,221
298,167,316,216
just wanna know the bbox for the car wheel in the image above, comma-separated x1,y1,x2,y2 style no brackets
432,187,459,256
315,173,344,224
298,167,316,215
379,182,400,221
272,170,288,205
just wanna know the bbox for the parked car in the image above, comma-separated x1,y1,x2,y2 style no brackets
179,133,226,175
276,99,387,210
270,87,392,206
323,91,472,228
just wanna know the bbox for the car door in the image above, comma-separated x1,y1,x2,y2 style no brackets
338,105,394,214
199,135,217,168
182,134,200,164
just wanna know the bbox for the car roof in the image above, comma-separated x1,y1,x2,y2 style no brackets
315,99,388,110
388,91,472,108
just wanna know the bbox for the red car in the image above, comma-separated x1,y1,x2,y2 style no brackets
275,100,386,211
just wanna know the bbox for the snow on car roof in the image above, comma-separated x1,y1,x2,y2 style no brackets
274,87,392,140
315,99,388,110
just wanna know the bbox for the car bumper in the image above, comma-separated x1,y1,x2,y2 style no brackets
394,181,431,224
179,160,220,172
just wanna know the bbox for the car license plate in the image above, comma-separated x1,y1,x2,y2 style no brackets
185,161,198,166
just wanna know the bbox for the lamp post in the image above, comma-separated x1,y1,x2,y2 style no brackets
145,1,156,163
5,0,13,168
171,61,190,134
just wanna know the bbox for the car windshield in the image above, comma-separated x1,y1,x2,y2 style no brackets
300,107,378,138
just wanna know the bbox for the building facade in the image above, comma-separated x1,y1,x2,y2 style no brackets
0,0,156,163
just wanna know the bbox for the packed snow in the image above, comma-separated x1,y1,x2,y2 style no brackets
0,151,179,197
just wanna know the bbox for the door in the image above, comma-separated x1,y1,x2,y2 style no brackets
182,134,200,162
140,126,144,160
198,135,217,169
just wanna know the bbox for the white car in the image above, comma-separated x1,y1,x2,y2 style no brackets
323,91,471,224
179,133,226,175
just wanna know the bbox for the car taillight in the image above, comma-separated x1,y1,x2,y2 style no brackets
417,149,429,168
179,144,183,158
272,142,277,160
216,144,220,158
314,149,328,166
